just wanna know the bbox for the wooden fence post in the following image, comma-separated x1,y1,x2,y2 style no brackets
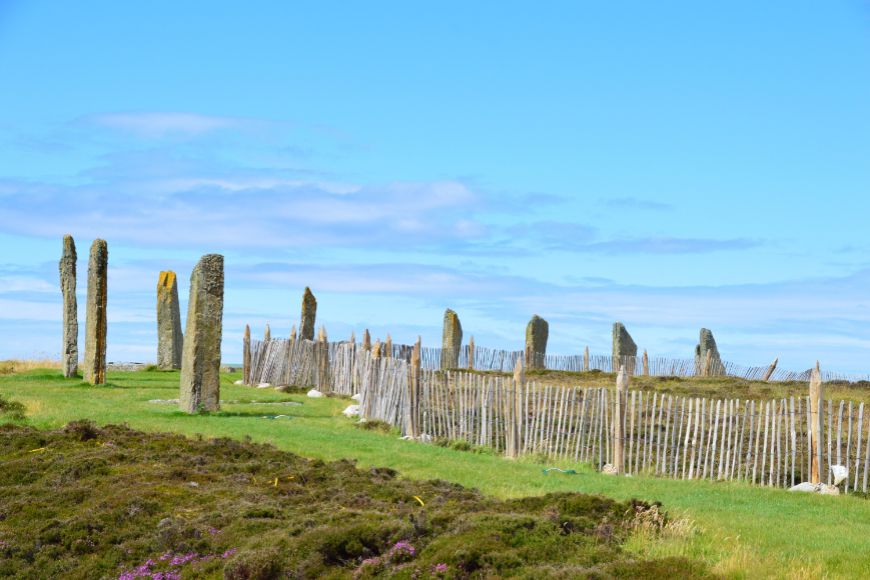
317,326,330,391
809,362,823,484
405,337,421,438
290,324,297,341
614,367,628,473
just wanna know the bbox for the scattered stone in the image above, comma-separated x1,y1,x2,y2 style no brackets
233,380,244,385
343,404,361,417
187,481,200,488
525,315,549,370
256,383,273,389
694,328,724,376
157,271,184,370
418,433,433,443
440,308,462,369
299,287,317,341
611,321,637,373
148,399,180,404
59,234,78,378
351,393,362,401
788,482,817,493
83,239,108,385
819,484,840,496
307,389,324,398
179,254,224,414
831,464,848,486
601,464,618,475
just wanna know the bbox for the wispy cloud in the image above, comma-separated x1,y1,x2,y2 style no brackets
576,236,762,254
601,196,673,211
87,112,247,138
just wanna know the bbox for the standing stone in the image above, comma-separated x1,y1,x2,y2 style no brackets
440,308,462,369
264,323,271,342
362,329,371,352
83,239,108,385
179,254,224,413
299,287,317,341
524,315,549,370
156,271,183,370
612,322,637,374
59,234,78,378
694,328,724,376
243,324,251,385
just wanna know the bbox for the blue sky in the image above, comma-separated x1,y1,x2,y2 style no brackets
1,1,869,372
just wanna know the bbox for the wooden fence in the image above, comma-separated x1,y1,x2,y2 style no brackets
246,338,870,491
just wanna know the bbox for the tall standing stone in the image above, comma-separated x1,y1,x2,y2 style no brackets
299,287,317,341
694,328,724,376
156,271,183,370
179,254,224,413
524,315,549,370
59,234,78,378
243,324,251,385
611,321,637,374
264,323,271,342
440,308,462,369
83,239,108,385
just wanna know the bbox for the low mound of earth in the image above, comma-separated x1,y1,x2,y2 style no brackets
0,422,710,579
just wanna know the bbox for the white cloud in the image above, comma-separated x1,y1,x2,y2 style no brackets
89,112,243,138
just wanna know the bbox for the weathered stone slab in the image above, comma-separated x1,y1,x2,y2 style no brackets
440,308,462,369
694,328,724,376
83,239,108,385
59,234,78,378
179,254,224,413
525,315,549,370
611,321,637,373
299,287,317,341
243,324,251,384
156,271,183,370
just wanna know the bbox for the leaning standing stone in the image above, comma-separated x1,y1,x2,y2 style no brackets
156,271,184,369
83,239,108,385
525,315,549,370
440,308,462,369
59,234,78,378
299,287,317,341
612,321,637,374
179,254,224,413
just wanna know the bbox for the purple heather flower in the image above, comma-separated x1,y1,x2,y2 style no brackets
221,548,237,559
434,563,448,572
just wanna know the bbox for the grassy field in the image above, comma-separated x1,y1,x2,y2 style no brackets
3,368,870,578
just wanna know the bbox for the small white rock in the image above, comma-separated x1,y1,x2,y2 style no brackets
342,404,361,417
307,389,324,398
233,380,245,385
819,484,841,495
351,393,362,401
257,382,272,389
601,464,618,475
418,433,433,443
788,482,818,493
831,464,849,486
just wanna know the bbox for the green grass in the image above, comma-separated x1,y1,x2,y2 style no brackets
3,369,870,578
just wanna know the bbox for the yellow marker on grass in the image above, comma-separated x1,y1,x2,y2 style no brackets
413,496,425,507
